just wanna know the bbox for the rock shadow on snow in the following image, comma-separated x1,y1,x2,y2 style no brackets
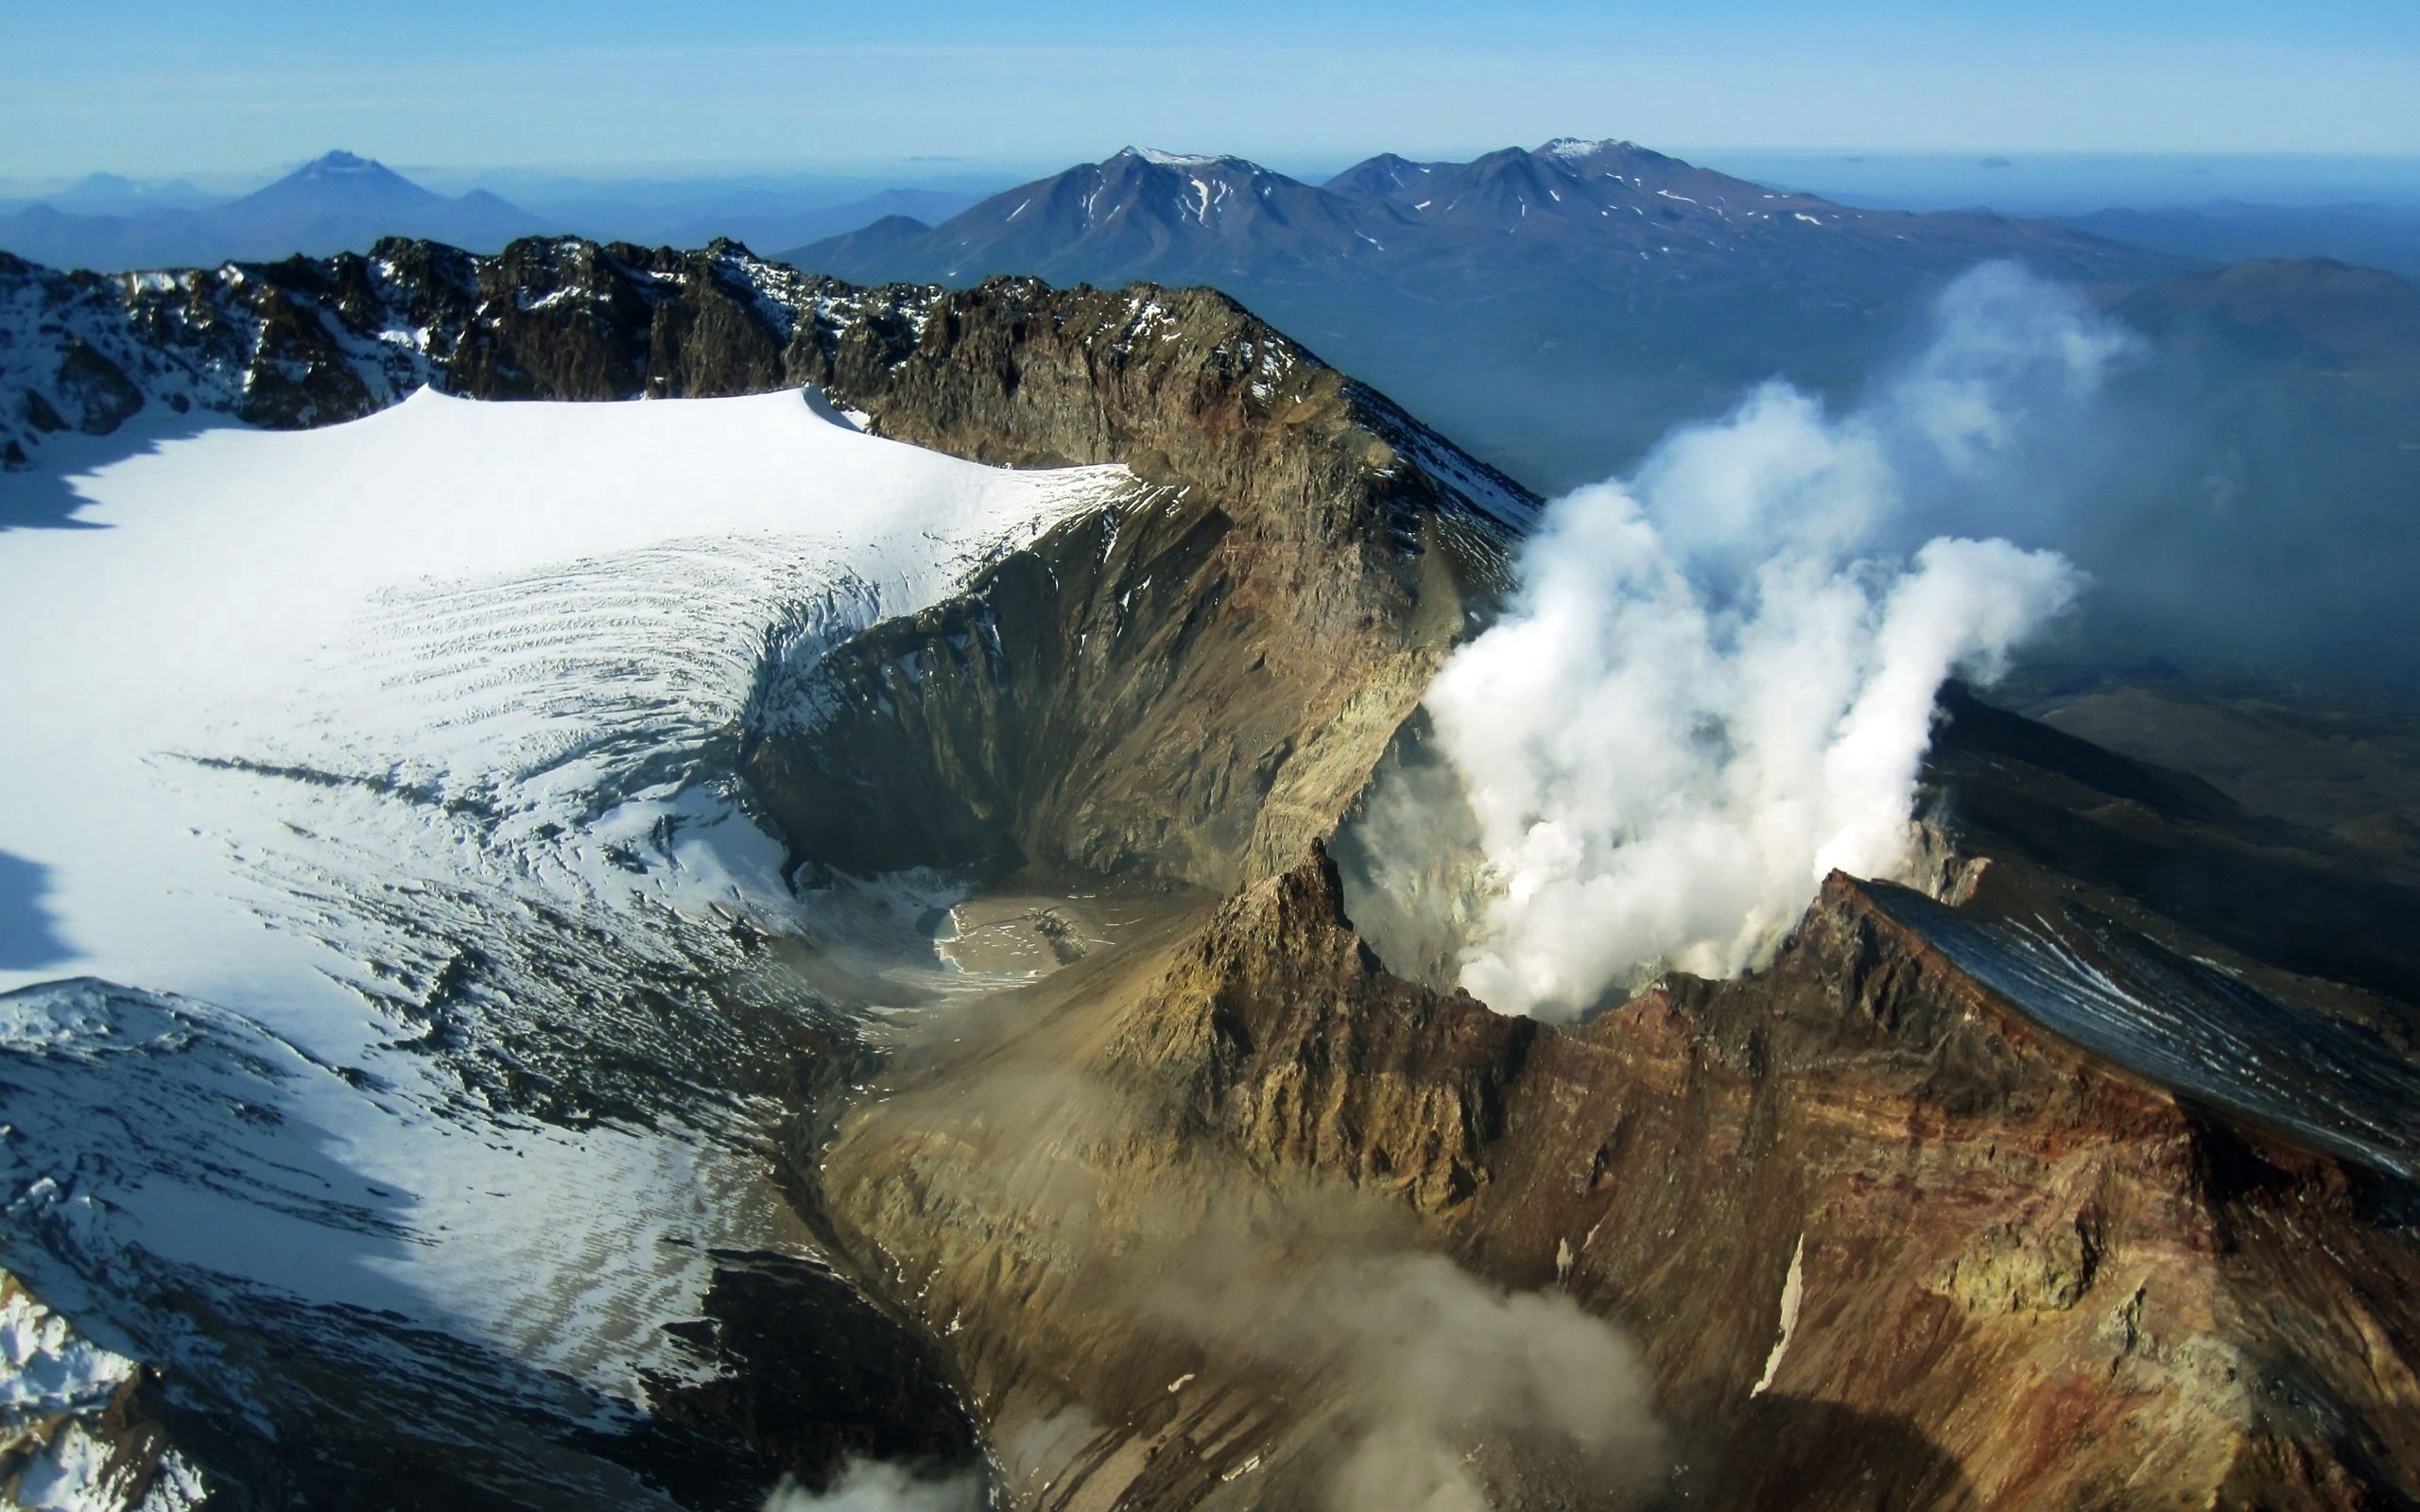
0,412,241,532
0,848,73,970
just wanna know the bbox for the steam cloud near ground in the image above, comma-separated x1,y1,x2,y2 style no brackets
762,1459,983,1512
853,1065,1666,1512
1136,1216,1664,1512
1428,263,2121,1018
1281,1251,1661,1512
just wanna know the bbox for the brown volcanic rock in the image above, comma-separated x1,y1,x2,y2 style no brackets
821,847,2420,1511
1103,851,1538,1213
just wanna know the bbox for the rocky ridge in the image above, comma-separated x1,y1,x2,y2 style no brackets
746,275,1530,895
0,236,900,467
6,232,1535,895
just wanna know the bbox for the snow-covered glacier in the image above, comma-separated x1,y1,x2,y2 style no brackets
0,387,1138,1504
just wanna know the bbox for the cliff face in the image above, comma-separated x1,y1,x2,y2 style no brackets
746,279,1528,894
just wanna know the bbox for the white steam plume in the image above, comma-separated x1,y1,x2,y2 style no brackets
762,1458,982,1512
1427,263,2123,1019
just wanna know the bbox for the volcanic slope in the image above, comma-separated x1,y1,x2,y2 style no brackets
818,716,2420,1512
710,254,2420,1510
754,272,2420,1512
0,239,1532,1509
5,235,2418,1510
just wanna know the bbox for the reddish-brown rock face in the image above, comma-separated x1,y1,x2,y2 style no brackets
821,840,2420,1511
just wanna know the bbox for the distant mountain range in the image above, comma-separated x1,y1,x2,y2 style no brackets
543,184,982,256
783,139,2420,691
0,151,550,269
27,171,217,215
0,153,984,274
796,139,2151,292
791,139,2184,491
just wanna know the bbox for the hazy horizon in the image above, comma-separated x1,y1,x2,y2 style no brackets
8,0,2416,183
12,146,2420,222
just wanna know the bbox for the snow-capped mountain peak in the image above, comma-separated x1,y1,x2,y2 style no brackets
240,149,434,208
294,148,383,177
1123,146,1237,169
1538,135,1643,163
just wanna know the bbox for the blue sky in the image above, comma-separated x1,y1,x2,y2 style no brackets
6,0,2419,180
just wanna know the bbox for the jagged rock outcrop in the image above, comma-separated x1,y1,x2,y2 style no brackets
1104,853,1535,1211
0,237,918,463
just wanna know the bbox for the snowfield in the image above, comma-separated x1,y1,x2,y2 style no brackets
0,387,1137,1501
0,386,1127,1017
